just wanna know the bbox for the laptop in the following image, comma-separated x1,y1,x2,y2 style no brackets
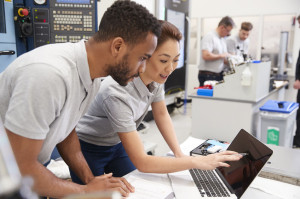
168,129,273,199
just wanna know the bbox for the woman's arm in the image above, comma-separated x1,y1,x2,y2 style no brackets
151,100,185,157
118,131,242,173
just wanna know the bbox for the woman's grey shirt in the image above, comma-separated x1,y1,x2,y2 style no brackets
76,76,164,146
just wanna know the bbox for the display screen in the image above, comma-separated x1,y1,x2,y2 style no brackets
0,0,6,33
57,0,90,4
166,9,185,69
217,129,273,198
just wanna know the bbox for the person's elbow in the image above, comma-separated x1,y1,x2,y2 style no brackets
202,50,213,61
131,155,152,173
202,52,209,60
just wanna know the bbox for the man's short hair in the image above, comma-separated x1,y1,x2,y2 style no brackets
93,0,161,45
241,22,253,31
297,15,300,21
218,16,235,28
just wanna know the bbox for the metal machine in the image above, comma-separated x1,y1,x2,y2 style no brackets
0,0,98,72
213,61,271,101
164,0,189,98
0,0,17,72
14,0,98,56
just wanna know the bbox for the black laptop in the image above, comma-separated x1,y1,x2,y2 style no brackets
169,129,273,199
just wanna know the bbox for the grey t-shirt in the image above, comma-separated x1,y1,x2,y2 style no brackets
0,40,101,164
77,76,164,146
226,34,250,56
199,31,227,73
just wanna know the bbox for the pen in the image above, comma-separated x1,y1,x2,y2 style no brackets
238,153,248,156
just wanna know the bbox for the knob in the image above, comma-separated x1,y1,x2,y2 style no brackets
21,23,33,36
18,8,29,17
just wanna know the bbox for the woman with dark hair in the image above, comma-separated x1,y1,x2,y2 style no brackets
70,21,241,183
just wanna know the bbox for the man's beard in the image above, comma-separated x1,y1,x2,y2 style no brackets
106,54,139,86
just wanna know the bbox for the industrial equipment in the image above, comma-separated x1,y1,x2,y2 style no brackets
1,0,98,72
0,0,17,72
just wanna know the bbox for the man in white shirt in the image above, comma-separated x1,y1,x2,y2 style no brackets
226,22,253,60
198,16,235,86
0,1,160,198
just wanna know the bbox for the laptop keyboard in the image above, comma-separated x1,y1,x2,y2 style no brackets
189,169,230,197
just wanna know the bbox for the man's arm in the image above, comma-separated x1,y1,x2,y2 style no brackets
151,101,185,157
6,129,134,198
57,128,134,195
202,49,228,61
5,128,84,198
56,128,94,184
295,50,300,81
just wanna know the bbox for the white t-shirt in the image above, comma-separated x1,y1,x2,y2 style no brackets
199,31,227,73
226,34,250,57
77,76,164,146
0,40,101,164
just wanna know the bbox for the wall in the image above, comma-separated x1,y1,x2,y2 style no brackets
190,0,300,17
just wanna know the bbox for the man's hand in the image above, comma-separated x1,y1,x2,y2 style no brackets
293,80,300,89
84,173,135,197
219,52,230,59
202,50,230,61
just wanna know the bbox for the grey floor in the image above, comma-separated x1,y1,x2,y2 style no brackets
140,76,298,156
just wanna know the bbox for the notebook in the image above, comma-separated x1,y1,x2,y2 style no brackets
168,129,273,199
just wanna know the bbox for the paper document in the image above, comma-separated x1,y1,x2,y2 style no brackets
125,170,174,199
47,159,71,179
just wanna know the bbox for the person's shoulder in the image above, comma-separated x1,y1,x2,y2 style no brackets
201,32,216,45
14,43,76,70
226,36,235,44
244,38,250,44
226,35,235,41
153,82,163,90
100,76,129,97
203,31,214,39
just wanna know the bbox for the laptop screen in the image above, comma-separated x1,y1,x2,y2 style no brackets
217,129,273,198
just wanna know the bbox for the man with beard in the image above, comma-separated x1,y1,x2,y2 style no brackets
0,1,160,198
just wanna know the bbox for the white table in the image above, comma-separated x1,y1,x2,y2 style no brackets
125,136,300,199
47,136,300,199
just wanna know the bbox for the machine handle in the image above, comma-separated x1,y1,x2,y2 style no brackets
0,50,16,55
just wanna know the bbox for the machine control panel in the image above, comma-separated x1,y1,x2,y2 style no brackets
50,0,96,43
32,8,50,47
13,0,97,56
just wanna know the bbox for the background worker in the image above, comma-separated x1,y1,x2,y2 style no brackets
70,20,242,184
226,22,253,60
0,1,161,198
198,16,235,86
293,15,300,148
